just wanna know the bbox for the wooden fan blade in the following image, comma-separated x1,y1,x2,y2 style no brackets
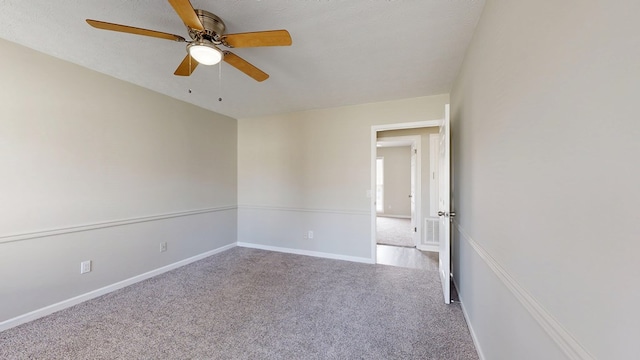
174,54,198,76
86,19,185,42
224,30,292,48
223,52,269,82
168,0,204,31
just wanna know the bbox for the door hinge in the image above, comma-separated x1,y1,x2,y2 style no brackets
414,149,417,154
414,227,417,232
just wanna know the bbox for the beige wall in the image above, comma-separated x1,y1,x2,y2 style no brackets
378,127,440,224
238,94,448,211
376,146,411,217
451,0,640,359
238,94,449,259
0,38,237,324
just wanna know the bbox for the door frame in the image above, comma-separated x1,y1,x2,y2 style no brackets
370,119,443,262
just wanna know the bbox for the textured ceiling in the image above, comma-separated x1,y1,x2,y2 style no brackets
0,0,485,119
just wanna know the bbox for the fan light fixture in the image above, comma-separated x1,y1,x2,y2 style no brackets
86,3,292,81
187,41,223,65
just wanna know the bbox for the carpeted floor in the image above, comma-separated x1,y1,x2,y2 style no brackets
0,247,478,360
376,216,415,247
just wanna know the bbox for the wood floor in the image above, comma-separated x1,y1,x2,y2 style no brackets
376,244,438,271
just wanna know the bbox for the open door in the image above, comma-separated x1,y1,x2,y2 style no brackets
410,143,417,246
438,104,452,304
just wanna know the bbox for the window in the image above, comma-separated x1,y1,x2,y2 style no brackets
376,157,384,213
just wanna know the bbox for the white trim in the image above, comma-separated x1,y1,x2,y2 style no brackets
372,119,443,132
237,205,369,216
377,135,420,147
375,156,384,213
454,222,596,360
453,277,486,360
371,127,378,263
0,243,237,332
0,206,237,245
237,242,374,264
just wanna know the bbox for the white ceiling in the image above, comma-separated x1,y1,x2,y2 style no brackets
0,0,485,119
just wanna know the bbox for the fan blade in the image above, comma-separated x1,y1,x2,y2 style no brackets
174,54,199,76
224,30,292,48
168,0,204,31
86,19,185,42
223,52,269,82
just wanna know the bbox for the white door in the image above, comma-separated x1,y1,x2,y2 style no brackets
438,104,452,304
410,144,417,246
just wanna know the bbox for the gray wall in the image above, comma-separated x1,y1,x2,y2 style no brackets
451,0,640,359
376,146,411,217
0,39,237,325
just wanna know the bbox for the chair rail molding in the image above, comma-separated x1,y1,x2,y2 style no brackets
454,221,595,360
0,205,237,244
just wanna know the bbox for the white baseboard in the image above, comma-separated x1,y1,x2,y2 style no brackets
0,242,237,333
237,242,375,264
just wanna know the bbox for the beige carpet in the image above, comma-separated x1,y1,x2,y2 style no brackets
376,216,415,247
0,247,478,359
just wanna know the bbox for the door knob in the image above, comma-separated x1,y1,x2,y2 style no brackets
438,211,456,217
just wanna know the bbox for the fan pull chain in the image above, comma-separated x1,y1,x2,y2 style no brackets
218,61,223,102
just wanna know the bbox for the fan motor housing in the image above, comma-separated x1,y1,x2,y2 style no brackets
188,9,226,41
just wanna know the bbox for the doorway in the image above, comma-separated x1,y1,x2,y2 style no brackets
370,109,452,303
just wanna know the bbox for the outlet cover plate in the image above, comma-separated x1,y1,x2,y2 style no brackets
80,260,92,274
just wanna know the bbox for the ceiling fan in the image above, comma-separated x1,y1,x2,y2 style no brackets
86,0,292,82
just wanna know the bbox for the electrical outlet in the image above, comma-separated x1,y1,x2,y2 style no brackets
80,260,92,274
160,242,168,252
308,230,314,239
